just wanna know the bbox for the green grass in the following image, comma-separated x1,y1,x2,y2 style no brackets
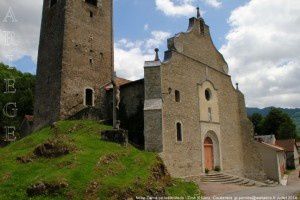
166,179,202,197
0,120,200,199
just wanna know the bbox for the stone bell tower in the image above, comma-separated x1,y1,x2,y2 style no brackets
34,0,113,130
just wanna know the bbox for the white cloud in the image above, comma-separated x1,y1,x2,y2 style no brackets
115,31,171,80
144,24,149,31
155,0,198,17
220,0,300,108
155,0,221,17
0,0,42,65
202,0,222,8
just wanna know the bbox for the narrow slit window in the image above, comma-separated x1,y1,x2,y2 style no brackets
85,0,97,6
50,0,57,8
90,11,93,18
85,88,94,106
175,90,180,102
208,107,212,122
176,122,182,142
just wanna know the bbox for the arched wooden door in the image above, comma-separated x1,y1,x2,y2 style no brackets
204,137,214,170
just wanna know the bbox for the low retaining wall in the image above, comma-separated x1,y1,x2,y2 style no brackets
101,129,128,147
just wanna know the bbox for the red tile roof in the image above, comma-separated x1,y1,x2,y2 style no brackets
260,142,285,151
275,139,296,152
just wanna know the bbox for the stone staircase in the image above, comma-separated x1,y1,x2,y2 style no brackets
200,172,278,187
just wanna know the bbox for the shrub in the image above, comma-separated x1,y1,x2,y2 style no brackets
214,166,221,172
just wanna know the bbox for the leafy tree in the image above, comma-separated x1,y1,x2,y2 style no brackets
278,117,296,139
249,113,264,135
263,108,296,139
0,63,35,136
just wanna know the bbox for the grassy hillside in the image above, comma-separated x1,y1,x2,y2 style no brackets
0,120,200,199
247,107,300,138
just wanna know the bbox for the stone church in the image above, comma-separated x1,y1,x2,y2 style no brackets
34,0,266,180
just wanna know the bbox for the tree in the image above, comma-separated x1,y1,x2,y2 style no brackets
0,63,35,136
263,108,296,139
278,116,296,139
249,113,264,135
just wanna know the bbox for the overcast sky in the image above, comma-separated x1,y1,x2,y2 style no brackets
0,0,299,108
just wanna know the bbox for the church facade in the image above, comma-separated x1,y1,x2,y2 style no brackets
143,15,266,179
34,0,266,180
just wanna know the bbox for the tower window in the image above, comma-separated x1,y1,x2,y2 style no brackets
85,0,97,6
50,0,57,8
208,107,212,122
90,11,93,18
85,88,94,106
175,90,181,102
205,89,212,101
176,122,182,142
89,58,93,64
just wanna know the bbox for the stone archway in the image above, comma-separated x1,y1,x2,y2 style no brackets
203,131,221,171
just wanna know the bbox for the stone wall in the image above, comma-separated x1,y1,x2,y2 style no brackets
34,0,66,130
144,62,163,152
238,91,266,180
105,80,145,147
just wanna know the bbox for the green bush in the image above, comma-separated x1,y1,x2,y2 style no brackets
214,166,221,172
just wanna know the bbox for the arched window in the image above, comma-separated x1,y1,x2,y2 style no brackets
176,122,182,142
175,90,181,102
205,89,212,101
85,88,94,106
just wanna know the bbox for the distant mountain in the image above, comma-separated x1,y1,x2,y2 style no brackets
247,107,300,138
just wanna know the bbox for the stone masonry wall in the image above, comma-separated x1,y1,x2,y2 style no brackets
144,63,163,152
34,0,66,130
105,80,145,147
60,0,113,119
238,91,266,180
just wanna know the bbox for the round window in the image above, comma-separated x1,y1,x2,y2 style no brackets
205,89,212,101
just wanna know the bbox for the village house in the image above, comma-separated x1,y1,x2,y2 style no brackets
276,139,299,169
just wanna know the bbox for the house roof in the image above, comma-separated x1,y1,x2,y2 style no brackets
259,142,285,152
275,139,296,152
24,115,34,122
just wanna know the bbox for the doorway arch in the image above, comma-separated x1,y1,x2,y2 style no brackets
84,87,94,107
203,131,221,171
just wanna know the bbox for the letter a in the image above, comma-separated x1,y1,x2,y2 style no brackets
3,7,18,23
